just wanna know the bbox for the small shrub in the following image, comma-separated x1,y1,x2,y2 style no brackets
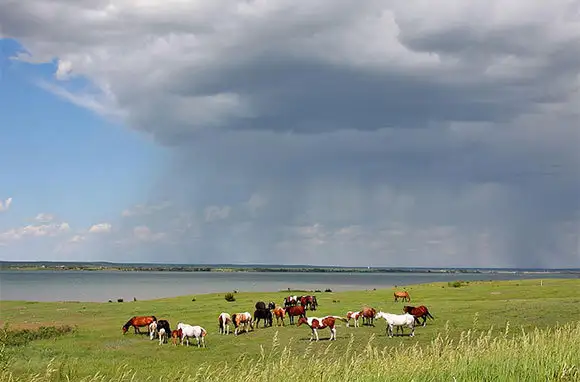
325,288,333,292
224,292,236,302
0,325,76,347
191,297,196,302
448,281,465,288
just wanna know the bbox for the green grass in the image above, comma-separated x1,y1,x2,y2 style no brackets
1,278,579,381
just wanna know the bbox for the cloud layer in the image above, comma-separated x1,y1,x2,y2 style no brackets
1,1,579,267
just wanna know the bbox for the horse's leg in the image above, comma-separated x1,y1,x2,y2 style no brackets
331,327,336,341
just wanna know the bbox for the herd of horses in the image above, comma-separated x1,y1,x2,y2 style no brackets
121,291,435,346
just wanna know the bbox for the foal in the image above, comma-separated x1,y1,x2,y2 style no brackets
218,312,232,335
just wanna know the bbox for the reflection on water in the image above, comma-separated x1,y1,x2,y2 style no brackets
0,270,573,302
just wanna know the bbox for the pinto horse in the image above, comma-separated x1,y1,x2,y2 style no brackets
394,291,411,302
286,305,307,325
218,312,232,335
300,295,319,311
297,316,348,341
122,315,157,335
346,311,362,327
232,312,254,335
360,307,377,326
403,305,434,326
284,295,299,308
273,307,286,326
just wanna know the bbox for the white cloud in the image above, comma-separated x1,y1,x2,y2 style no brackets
34,213,54,223
204,205,231,222
88,223,112,234
0,221,71,242
121,201,172,217
132,225,167,243
0,197,13,212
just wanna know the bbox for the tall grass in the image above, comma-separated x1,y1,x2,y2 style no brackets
2,320,578,382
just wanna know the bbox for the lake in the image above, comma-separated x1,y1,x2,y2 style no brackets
0,270,576,302
1,270,576,302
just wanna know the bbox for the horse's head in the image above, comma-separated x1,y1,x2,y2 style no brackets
296,317,308,327
122,325,129,334
231,314,238,328
402,306,413,313
268,301,276,310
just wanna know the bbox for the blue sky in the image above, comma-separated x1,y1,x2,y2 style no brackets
0,1,578,267
1,39,166,231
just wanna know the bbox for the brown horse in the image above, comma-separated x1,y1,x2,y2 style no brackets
171,329,182,345
122,315,157,334
286,305,307,325
394,291,411,302
360,307,377,326
273,307,286,326
403,305,434,326
300,295,319,311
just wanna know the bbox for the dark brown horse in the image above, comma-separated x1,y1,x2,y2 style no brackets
300,295,319,311
360,307,377,326
286,305,307,325
403,305,434,326
394,291,411,302
122,315,157,334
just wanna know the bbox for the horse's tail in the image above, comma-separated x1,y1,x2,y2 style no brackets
427,311,434,320
331,316,348,323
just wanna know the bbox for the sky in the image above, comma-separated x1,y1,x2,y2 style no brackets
0,0,579,268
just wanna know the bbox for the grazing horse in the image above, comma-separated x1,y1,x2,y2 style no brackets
394,291,411,302
149,321,158,340
286,305,307,325
255,301,276,311
156,320,171,335
218,312,232,335
403,305,434,327
177,322,207,347
253,308,273,328
346,311,362,327
158,328,167,345
273,307,286,326
376,311,416,337
360,307,377,326
171,329,182,345
297,316,348,341
300,295,319,311
284,295,299,308
122,315,157,335
232,312,254,335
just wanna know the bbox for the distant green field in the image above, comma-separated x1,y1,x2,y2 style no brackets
1,278,579,381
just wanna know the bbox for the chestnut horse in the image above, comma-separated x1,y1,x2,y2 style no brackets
273,307,286,326
297,316,348,341
394,291,411,302
171,329,182,345
360,307,377,326
403,305,434,326
300,295,319,311
346,311,362,327
286,305,307,325
122,315,157,334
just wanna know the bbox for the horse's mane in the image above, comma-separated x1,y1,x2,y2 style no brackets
151,316,157,322
123,316,137,329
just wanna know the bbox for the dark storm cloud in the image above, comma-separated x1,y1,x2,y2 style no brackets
1,0,578,266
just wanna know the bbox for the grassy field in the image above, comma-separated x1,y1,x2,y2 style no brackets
1,278,579,381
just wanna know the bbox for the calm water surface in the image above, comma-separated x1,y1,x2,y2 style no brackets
0,270,575,302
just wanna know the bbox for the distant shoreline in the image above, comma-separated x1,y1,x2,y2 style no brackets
1,261,578,275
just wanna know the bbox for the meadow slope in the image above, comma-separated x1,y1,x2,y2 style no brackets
1,278,579,381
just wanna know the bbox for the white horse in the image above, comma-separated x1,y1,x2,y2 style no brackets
346,311,362,327
158,328,167,345
149,321,158,340
218,312,232,335
177,322,207,347
375,311,416,337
